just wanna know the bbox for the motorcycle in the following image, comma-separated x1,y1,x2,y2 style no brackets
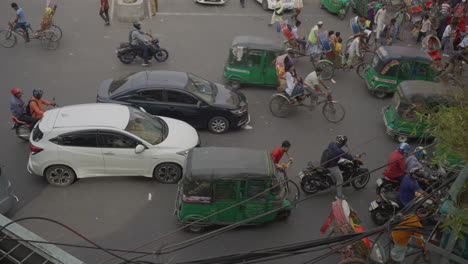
116,38,169,64
369,190,435,226
299,153,370,194
11,99,58,141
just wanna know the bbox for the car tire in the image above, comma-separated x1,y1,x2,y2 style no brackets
153,163,182,184
208,116,230,134
262,0,269,10
45,165,76,187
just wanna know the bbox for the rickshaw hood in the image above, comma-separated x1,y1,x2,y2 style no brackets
183,147,275,182
376,46,433,64
397,81,463,104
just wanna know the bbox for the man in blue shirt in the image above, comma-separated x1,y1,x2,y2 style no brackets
9,88,39,125
398,168,428,206
322,135,359,200
9,3,29,42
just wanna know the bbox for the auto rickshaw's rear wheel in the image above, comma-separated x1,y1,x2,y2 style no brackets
276,209,291,221
319,0,325,9
338,12,345,20
186,224,205,233
372,90,387,99
262,0,269,10
394,135,408,143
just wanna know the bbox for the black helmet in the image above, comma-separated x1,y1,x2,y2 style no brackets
33,88,43,99
336,135,348,147
133,21,141,29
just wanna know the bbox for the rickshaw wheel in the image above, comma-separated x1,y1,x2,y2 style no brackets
356,62,369,79
372,91,387,99
269,95,291,118
338,12,345,20
316,60,334,80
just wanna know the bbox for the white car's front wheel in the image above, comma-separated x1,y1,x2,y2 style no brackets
45,165,76,187
153,163,182,184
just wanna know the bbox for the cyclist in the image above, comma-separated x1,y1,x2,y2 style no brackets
29,89,56,119
9,88,39,125
9,3,29,42
271,140,293,170
129,21,152,66
303,67,328,109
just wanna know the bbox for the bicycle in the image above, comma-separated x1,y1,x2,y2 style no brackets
269,85,346,122
0,23,60,50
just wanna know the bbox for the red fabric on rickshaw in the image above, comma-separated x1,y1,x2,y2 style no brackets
411,7,423,13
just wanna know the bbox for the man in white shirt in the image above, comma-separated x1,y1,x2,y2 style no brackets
291,21,307,51
347,34,363,66
442,22,457,53
303,68,328,108
374,4,387,41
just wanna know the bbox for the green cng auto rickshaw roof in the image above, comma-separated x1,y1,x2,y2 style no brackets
376,46,433,64
398,80,463,103
184,147,274,181
232,36,283,52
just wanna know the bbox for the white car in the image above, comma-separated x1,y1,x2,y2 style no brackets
256,0,294,10
27,103,199,187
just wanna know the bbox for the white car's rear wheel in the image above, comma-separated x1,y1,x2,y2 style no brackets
45,165,76,187
154,163,182,184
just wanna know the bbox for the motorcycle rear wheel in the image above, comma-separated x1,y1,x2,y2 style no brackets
351,168,370,190
154,49,169,62
300,176,320,194
117,51,136,64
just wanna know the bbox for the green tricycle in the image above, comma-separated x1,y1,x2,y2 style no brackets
223,36,283,89
320,0,351,20
174,147,299,233
382,80,463,143
359,46,435,98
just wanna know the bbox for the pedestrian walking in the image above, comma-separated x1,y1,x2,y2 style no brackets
291,0,303,21
374,4,387,42
393,6,406,40
269,0,284,29
150,0,158,16
417,15,431,42
381,18,396,45
442,21,457,53
453,0,467,18
99,0,110,25
308,21,324,57
240,0,246,8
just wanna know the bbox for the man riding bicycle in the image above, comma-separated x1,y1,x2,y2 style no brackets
303,67,328,109
9,2,29,42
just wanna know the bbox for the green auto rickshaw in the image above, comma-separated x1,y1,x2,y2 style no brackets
223,36,283,89
363,46,435,98
320,0,351,20
175,147,299,233
383,80,462,143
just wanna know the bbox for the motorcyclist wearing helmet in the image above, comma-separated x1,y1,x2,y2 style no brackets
405,146,427,173
129,21,152,66
322,135,361,200
9,88,39,125
383,143,410,183
398,168,429,206
29,88,55,119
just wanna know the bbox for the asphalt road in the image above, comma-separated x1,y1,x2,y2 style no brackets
0,0,418,263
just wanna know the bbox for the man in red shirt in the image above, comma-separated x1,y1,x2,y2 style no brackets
383,143,410,182
271,140,293,170
99,0,110,25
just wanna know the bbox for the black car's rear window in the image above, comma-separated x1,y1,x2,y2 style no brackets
109,72,135,94
32,125,43,142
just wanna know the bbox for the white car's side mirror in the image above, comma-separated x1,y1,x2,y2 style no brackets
135,144,146,154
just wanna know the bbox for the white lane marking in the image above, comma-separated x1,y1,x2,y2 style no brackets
148,193,152,201
110,0,115,21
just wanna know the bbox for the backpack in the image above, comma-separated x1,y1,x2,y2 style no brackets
25,99,38,116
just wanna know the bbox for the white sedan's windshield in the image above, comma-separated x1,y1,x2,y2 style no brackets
125,108,166,145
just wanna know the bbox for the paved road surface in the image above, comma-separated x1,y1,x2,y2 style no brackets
0,0,417,263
